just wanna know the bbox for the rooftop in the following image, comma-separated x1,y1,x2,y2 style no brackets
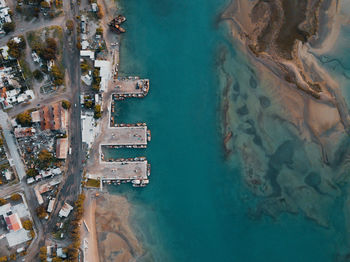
31,110,41,122
94,60,111,92
6,228,31,247
59,202,73,218
56,138,68,159
5,213,22,232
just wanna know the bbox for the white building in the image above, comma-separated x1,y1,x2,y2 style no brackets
80,50,95,60
94,60,111,92
47,198,55,213
58,202,73,218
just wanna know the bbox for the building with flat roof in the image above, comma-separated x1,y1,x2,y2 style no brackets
94,60,111,92
47,198,55,213
59,202,73,218
80,50,95,60
31,110,41,123
56,138,68,159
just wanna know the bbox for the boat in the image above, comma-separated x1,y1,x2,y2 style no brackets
117,15,126,23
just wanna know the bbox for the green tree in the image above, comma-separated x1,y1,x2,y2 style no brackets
62,100,71,109
40,1,50,8
22,220,33,230
92,84,100,92
39,246,47,262
66,19,74,31
94,104,102,119
96,27,103,35
16,111,32,126
0,198,7,206
36,206,47,219
33,69,43,81
26,168,38,177
3,22,15,34
84,100,93,109
80,61,89,72
10,193,21,202
51,65,64,86
38,149,53,168
16,5,22,13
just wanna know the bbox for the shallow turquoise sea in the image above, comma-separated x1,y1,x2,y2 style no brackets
109,0,343,261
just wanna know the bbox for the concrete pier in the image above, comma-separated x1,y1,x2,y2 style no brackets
87,160,150,187
100,126,148,146
114,77,149,96
88,160,148,181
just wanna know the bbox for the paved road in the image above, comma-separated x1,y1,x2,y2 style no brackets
0,110,26,180
44,0,83,238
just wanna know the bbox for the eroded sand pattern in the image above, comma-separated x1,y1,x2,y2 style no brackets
220,0,350,231
95,194,143,262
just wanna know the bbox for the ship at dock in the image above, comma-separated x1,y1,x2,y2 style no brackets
109,15,127,34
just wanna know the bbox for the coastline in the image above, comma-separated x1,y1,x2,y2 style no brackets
94,193,144,262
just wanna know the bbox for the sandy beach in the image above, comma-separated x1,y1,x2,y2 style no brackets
94,193,143,262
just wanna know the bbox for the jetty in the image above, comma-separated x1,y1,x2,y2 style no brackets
87,159,150,187
100,125,149,147
114,77,149,98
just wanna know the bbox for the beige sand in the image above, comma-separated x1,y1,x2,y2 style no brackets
95,193,143,262
82,191,100,262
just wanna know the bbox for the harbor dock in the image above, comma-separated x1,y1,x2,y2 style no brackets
87,159,150,187
114,77,149,97
100,125,149,147
85,80,151,187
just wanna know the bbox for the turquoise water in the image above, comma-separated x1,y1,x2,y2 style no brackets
109,0,344,261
